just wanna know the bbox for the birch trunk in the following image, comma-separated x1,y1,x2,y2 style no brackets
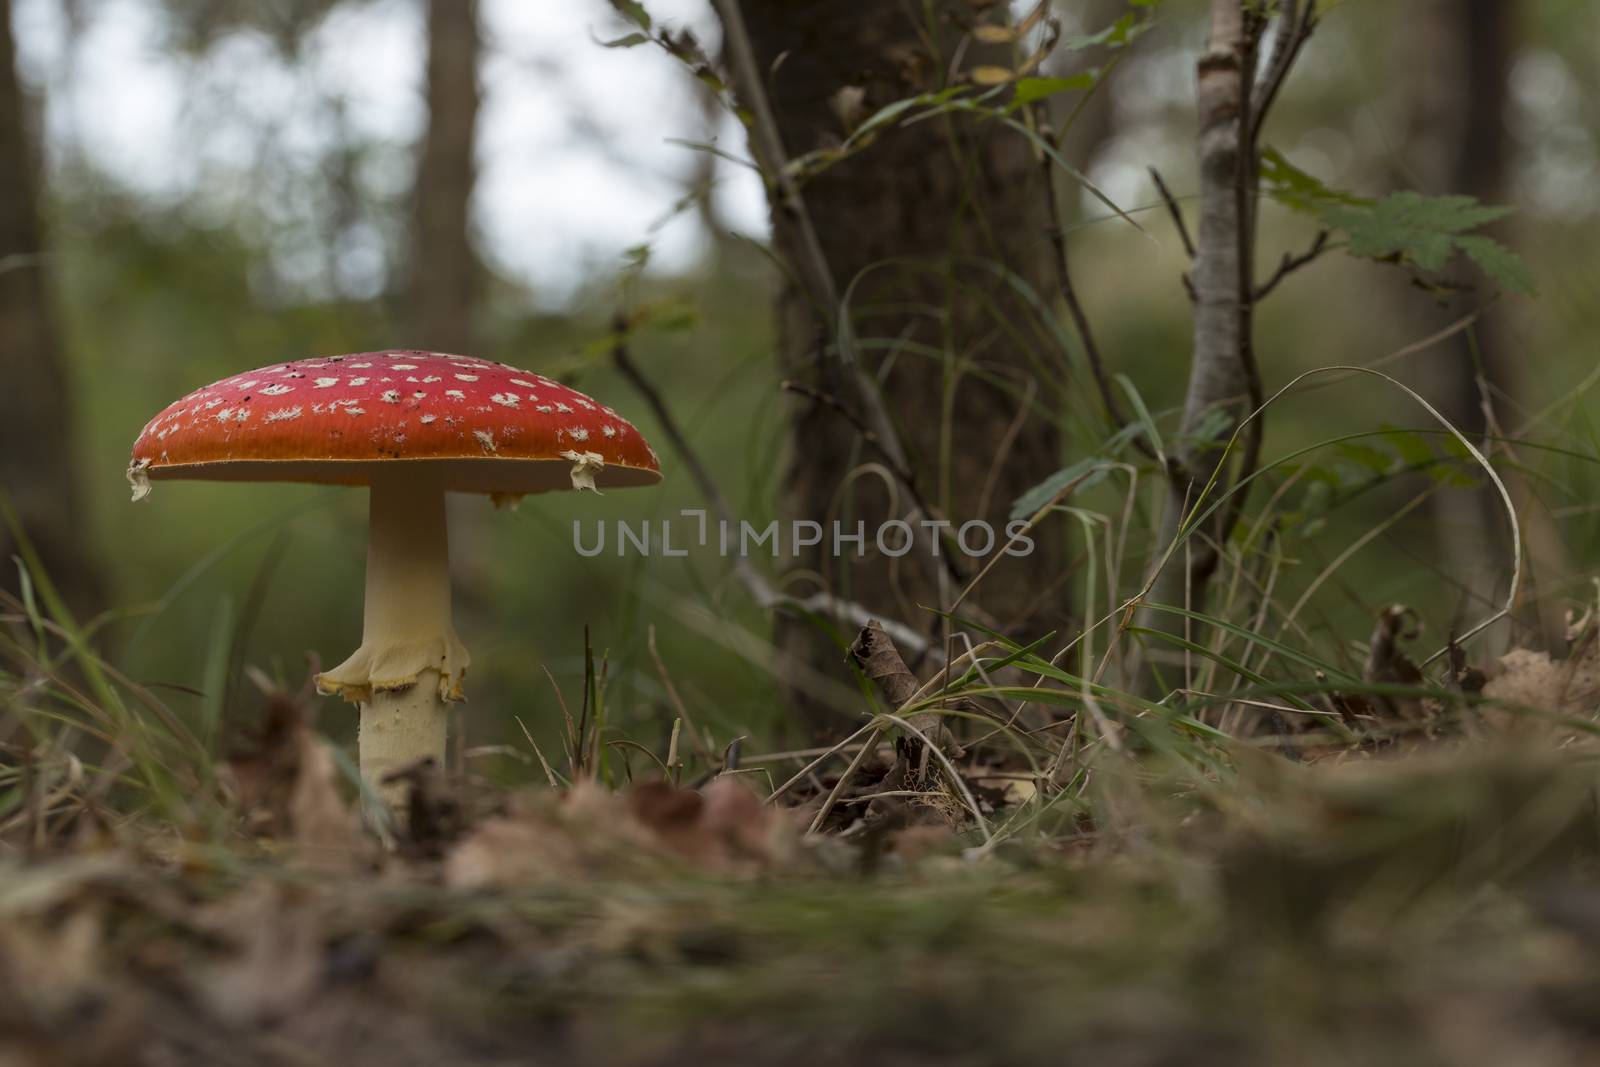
1142,1,1252,664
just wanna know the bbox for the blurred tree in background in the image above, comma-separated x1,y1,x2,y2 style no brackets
1396,0,1526,629
412,0,479,354
730,0,1068,736
0,0,104,619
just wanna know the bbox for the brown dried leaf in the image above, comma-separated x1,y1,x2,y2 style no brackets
1363,604,1425,720
0,902,147,1062
445,806,587,889
972,24,1016,43
191,883,324,1026
1482,641,1600,729
445,782,656,889
445,778,795,889
225,677,363,869
849,621,920,708
969,64,1015,86
290,731,363,863
849,622,961,787
631,776,793,871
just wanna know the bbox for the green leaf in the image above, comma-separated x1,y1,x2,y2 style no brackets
1260,146,1368,215
1126,628,1322,712
1062,12,1149,51
1175,406,1234,448
1319,191,1514,273
1456,235,1537,295
608,0,651,30
621,243,651,270
1383,426,1437,469
1115,373,1165,458
1335,442,1391,474
1007,73,1097,112
999,115,1146,234
850,87,969,142
597,32,650,49
1010,458,1111,521
638,297,699,333
1268,171,1536,292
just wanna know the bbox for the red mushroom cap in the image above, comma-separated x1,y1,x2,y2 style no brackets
129,350,661,496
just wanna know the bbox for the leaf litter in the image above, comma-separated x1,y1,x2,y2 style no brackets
4,618,1600,1065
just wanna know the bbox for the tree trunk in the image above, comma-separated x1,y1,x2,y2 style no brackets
413,0,481,354
731,0,1068,736
413,0,492,674
0,0,104,619
1142,1,1254,668
1394,0,1563,645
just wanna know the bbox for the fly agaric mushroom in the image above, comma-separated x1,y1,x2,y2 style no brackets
128,350,660,800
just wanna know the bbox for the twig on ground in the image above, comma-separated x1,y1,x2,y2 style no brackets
807,726,883,833
768,721,881,804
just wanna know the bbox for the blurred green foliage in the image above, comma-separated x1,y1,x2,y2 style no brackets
24,0,1600,781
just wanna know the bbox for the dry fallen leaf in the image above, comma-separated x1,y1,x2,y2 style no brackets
1363,604,1426,720
445,777,795,889
1483,644,1600,730
225,675,364,869
190,883,325,1027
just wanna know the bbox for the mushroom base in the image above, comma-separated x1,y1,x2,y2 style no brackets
359,671,451,804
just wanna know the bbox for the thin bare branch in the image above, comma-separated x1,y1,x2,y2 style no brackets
1218,11,1267,569
1250,0,1314,136
611,322,936,659
780,379,966,577
1254,229,1330,301
1147,166,1196,259
778,380,918,503
1032,109,1153,460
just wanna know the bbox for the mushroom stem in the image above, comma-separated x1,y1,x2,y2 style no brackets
359,469,452,797
318,466,469,805
362,468,454,672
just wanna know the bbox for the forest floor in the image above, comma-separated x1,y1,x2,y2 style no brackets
5,617,1600,1066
